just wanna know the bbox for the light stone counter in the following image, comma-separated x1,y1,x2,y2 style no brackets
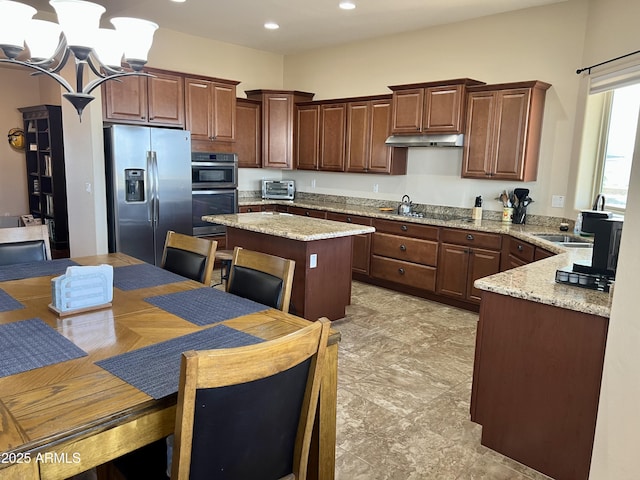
234,196,611,317
202,211,375,241
474,248,612,318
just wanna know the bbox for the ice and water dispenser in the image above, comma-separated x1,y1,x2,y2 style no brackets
125,169,145,202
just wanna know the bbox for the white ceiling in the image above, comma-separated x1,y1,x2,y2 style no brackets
28,0,567,55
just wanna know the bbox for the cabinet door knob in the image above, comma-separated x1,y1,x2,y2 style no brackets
466,234,474,241
305,211,310,216
398,268,405,275
401,225,408,231
399,244,406,252
346,217,352,222
517,245,524,251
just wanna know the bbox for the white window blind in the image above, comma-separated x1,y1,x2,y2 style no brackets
589,63,640,94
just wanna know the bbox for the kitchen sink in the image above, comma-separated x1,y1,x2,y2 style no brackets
533,233,593,248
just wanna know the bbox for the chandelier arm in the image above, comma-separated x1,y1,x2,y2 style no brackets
83,71,154,95
86,56,109,78
46,46,72,75
0,58,74,93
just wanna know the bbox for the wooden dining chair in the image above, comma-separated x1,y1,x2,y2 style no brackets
170,317,331,480
160,231,217,286
0,224,51,266
226,246,295,312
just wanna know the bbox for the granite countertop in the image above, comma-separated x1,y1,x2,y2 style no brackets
202,212,375,241
234,197,610,317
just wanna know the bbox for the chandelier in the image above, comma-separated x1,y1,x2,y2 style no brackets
0,0,158,118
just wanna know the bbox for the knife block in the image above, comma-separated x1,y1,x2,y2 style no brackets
512,206,526,224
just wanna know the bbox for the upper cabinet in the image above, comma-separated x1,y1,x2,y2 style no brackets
185,76,239,148
246,90,315,169
389,78,485,135
461,80,551,181
346,98,407,174
236,98,262,168
102,68,185,127
296,95,407,175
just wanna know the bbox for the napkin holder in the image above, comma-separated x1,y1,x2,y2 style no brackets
49,265,114,317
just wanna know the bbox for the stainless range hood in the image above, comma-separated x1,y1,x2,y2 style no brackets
385,133,464,147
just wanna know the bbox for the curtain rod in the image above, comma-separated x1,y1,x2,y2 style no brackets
576,49,640,75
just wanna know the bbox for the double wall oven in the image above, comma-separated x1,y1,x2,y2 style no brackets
191,152,238,236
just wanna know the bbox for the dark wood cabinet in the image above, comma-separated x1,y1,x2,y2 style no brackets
295,104,320,170
500,236,557,271
370,219,439,292
471,292,608,480
236,98,262,168
19,105,69,255
462,80,551,181
326,212,373,275
185,77,238,146
246,90,315,169
102,68,185,127
436,228,502,304
319,103,346,171
287,206,327,219
346,98,407,174
389,78,485,134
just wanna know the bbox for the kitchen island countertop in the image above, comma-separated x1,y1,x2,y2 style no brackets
203,211,375,241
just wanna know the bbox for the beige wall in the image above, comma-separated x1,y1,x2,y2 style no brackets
281,0,589,217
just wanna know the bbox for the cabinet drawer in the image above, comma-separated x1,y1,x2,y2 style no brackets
326,212,373,226
288,206,326,218
372,233,438,266
372,218,439,240
509,239,535,262
440,228,502,250
371,255,436,291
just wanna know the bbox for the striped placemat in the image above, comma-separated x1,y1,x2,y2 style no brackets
0,288,24,313
113,263,188,290
96,325,264,399
144,287,268,326
0,318,87,378
0,258,78,282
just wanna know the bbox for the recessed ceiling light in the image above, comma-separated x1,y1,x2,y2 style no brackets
264,22,280,30
170,0,186,3
339,1,356,10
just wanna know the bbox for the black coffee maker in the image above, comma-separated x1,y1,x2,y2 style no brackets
574,218,623,277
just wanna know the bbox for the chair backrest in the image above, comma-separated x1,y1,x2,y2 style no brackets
0,224,51,266
160,231,217,285
226,246,295,312
171,317,331,480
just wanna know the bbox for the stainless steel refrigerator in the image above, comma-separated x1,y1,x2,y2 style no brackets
104,125,192,265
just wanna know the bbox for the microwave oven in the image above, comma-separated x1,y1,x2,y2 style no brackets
191,152,237,189
262,180,295,200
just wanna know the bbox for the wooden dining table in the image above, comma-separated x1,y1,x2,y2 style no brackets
0,253,339,480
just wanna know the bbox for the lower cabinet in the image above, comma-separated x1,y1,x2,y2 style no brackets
370,219,439,292
326,212,373,275
501,236,556,271
437,228,502,303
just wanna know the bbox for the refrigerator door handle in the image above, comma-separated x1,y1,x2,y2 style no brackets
152,151,160,224
146,150,154,225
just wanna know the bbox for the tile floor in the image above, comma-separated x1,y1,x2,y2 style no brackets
332,281,553,480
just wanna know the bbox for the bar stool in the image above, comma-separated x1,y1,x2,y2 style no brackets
213,249,233,286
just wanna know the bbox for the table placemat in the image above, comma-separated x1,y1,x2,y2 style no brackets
96,325,264,399
0,318,88,378
144,287,268,326
0,258,78,282
0,288,24,313
113,263,188,290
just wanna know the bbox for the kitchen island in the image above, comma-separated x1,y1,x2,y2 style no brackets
203,212,375,321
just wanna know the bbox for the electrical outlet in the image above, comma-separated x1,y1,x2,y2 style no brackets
551,195,565,208
311,179,316,188
373,183,379,193
310,253,317,268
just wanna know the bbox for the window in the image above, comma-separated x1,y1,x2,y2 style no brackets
595,83,640,211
